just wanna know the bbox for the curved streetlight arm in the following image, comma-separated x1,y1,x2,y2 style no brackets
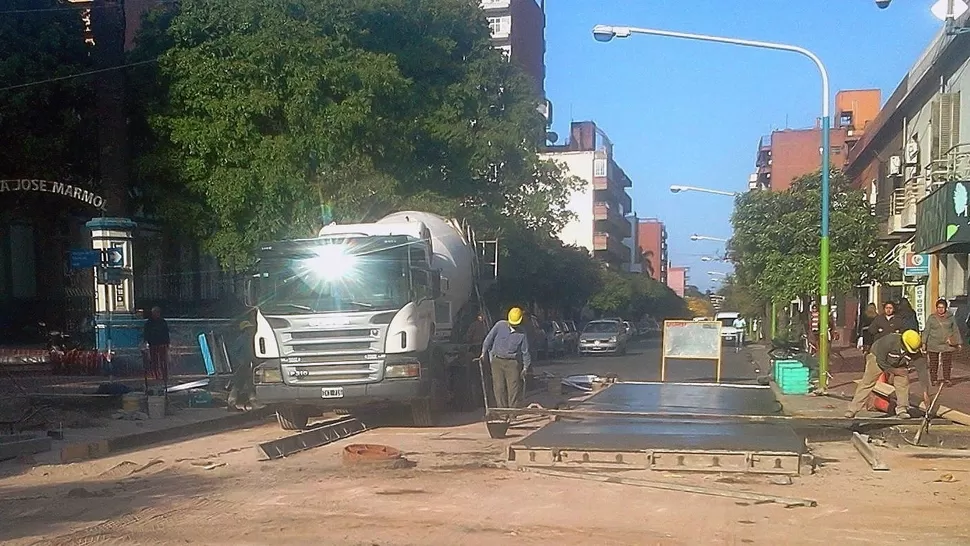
670,185,738,197
594,23,833,391
593,25,829,118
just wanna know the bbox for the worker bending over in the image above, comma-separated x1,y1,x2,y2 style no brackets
845,330,931,419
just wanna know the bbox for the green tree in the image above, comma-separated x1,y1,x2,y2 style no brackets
730,170,892,304
0,1,97,185
587,269,688,320
133,0,577,267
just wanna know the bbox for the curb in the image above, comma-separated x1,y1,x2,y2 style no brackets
59,407,273,463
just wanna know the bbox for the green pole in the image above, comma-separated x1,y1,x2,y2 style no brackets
770,300,777,340
818,115,832,392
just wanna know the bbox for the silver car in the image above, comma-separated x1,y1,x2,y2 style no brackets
579,320,627,356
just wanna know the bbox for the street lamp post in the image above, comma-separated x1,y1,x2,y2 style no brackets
690,234,729,243
593,24,831,391
669,185,739,197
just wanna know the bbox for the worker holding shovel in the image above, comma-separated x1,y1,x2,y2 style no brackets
845,330,931,419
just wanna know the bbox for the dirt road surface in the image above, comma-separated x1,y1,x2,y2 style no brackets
3,411,970,545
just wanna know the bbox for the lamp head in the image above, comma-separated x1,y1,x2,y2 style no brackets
592,25,631,42
592,25,616,42
875,0,891,9
669,185,685,194
690,234,700,241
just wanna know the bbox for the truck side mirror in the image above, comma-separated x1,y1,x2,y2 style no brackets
243,275,258,307
431,271,442,299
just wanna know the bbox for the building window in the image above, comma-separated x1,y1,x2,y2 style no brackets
831,146,842,155
487,16,511,38
497,44,511,59
593,158,607,177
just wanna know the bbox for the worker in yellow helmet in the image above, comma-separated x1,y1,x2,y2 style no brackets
480,307,533,414
846,329,931,419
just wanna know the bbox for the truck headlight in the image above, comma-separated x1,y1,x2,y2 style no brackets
254,364,283,384
385,362,421,379
609,336,617,343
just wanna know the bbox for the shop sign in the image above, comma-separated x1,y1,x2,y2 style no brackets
0,179,106,210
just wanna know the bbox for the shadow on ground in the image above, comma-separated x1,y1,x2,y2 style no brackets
0,465,226,543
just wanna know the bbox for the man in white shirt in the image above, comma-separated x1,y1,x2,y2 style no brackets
732,316,747,352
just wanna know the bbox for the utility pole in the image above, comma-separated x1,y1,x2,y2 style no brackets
91,0,129,217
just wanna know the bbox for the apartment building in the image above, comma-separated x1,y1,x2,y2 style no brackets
540,121,634,270
637,219,668,283
624,213,642,273
750,90,881,191
846,13,970,318
481,0,550,124
667,266,688,298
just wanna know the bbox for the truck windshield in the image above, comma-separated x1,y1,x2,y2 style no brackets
256,245,411,314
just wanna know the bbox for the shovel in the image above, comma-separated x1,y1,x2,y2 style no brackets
903,383,944,447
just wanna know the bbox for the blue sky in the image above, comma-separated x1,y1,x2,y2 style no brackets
544,0,945,291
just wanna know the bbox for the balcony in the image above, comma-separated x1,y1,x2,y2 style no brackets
593,232,628,264
480,0,511,9
925,143,970,188
593,202,631,238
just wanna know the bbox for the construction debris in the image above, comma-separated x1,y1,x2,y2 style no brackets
851,432,889,471
256,416,367,460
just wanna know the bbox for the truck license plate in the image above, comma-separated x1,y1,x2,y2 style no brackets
321,387,344,399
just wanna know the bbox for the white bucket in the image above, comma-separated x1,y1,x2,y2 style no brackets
147,396,166,419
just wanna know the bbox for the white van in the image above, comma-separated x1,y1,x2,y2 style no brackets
715,312,742,343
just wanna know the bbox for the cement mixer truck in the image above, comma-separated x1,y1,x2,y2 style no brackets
248,211,496,430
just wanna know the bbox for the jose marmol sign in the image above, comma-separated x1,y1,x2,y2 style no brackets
0,179,107,210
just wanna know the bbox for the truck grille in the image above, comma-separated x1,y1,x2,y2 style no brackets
279,327,384,386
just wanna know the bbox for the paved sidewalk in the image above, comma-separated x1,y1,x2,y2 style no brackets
751,344,970,418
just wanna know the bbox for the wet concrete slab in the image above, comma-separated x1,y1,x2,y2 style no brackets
581,382,783,416
515,382,803,455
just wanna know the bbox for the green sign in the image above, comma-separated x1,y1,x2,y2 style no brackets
915,181,970,254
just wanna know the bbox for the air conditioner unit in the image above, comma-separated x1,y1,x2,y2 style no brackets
889,155,902,176
748,173,758,183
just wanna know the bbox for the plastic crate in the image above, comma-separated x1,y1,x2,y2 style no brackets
781,383,810,395
773,360,803,378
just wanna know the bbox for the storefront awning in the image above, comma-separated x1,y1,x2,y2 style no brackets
915,180,970,254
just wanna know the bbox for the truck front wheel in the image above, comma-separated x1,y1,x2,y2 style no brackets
276,406,309,431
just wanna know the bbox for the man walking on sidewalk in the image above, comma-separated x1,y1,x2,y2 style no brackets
845,330,931,419
481,307,532,412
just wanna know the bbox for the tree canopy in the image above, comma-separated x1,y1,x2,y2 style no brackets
134,0,580,267
0,1,97,185
587,269,688,320
730,171,892,304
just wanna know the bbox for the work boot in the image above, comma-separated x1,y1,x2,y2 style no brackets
895,408,912,419
843,410,856,419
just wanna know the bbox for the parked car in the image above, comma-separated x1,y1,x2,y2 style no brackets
524,314,548,359
562,320,580,353
579,320,627,356
543,320,567,357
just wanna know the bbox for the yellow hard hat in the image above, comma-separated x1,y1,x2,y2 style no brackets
508,307,524,326
901,330,921,353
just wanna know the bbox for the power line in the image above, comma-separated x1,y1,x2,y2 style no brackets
0,1,175,15
0,58,158,93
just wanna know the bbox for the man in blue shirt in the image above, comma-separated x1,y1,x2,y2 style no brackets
481,307,532,410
